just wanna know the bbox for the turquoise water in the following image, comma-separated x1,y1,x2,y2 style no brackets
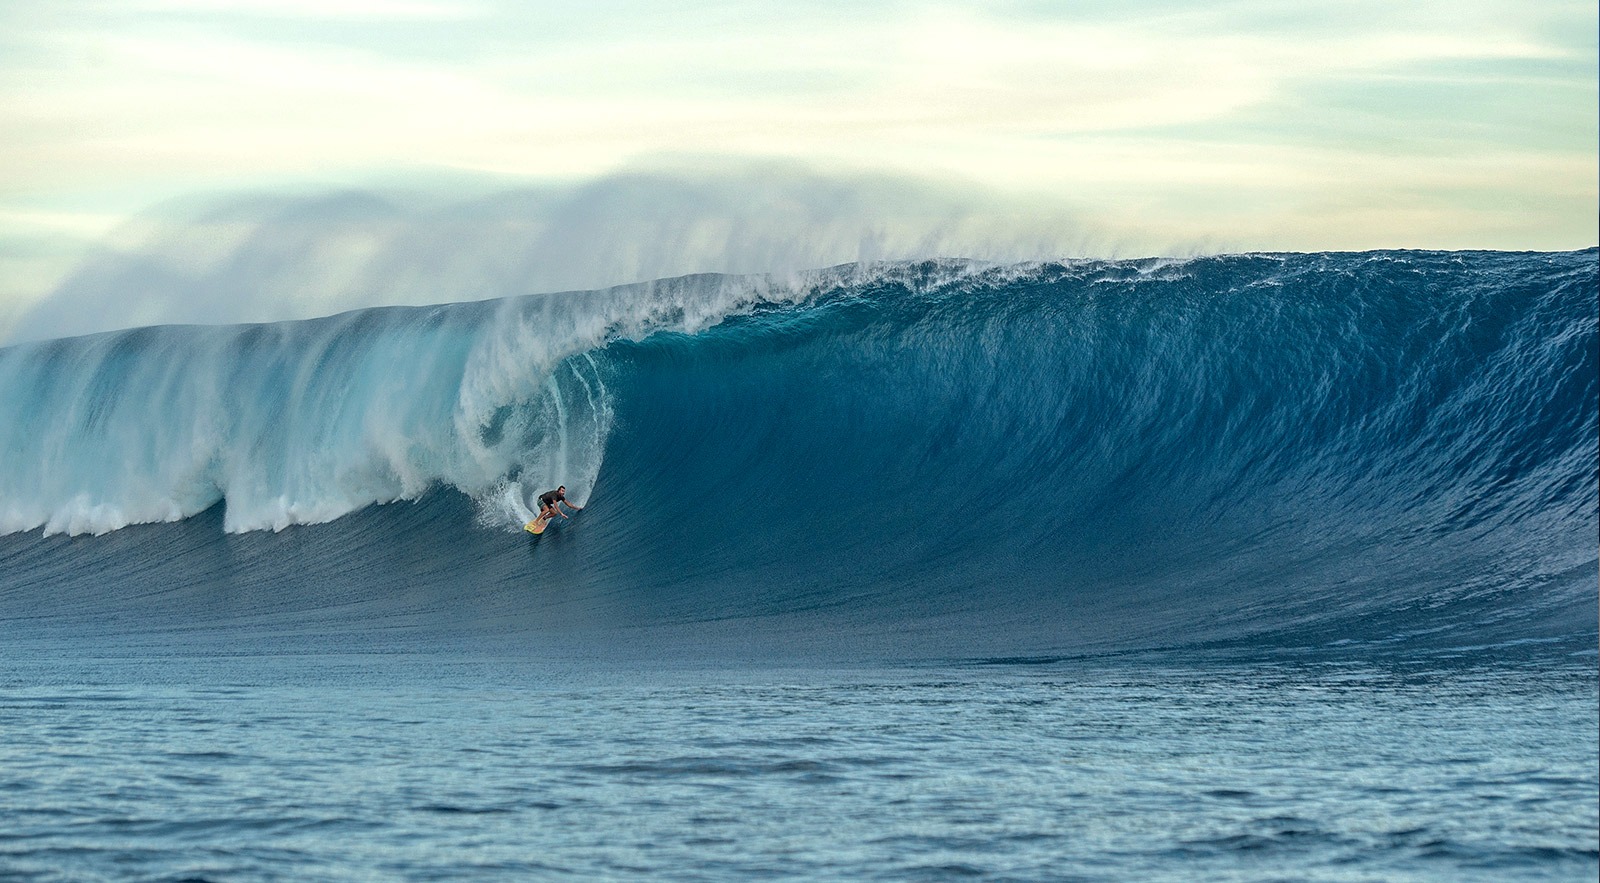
3,653,1594,881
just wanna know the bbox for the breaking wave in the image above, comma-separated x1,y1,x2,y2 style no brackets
1,250,1594,660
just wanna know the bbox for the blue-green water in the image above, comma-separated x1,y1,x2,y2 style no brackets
2,653,1594,882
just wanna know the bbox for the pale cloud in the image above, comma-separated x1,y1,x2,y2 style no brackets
12,11,1566,184
121,0,483,20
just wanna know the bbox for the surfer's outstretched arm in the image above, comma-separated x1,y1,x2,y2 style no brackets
532,487,580,521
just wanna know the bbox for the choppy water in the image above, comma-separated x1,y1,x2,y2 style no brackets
2,654,1594,882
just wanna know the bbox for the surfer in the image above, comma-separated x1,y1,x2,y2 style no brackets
533,486,581,525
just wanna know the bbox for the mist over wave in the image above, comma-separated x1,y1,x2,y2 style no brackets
6,163,1092,345
0,250,1593,659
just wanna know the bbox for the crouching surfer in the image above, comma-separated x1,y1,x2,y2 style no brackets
526,485,582,534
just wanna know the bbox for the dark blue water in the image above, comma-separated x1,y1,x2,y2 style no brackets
1,655,1594,881
1,250,1595,879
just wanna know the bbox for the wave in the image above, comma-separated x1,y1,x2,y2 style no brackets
1,250,1594,659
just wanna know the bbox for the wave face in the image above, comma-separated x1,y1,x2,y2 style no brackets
1,251,1595,660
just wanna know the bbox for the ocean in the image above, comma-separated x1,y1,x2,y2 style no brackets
1,250,1595,880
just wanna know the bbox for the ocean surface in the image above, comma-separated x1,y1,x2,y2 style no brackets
1,249,1596,880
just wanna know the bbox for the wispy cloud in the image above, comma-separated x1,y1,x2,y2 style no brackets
120,0,483,20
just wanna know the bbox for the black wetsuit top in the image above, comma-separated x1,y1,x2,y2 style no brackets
538,490,565,510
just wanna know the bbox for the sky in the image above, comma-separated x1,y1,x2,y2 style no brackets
1,0,1595,338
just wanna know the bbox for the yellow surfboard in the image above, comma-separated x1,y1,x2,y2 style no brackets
524,517,547,535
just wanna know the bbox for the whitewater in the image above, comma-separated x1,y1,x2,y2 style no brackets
0,267,792,536
1,249,1595,881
